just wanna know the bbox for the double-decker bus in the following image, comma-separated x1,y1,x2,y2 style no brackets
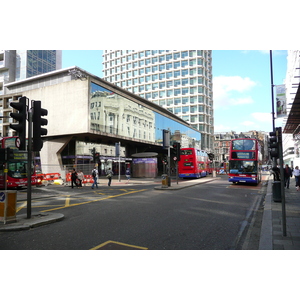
178,148,209,178
228,138,262,185
0,137,38,189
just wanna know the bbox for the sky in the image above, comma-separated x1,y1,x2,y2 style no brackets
62,50,288,134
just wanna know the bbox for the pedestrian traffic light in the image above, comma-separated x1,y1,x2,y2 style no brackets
173,142,181,161
162,157,168,165
32,101,48,151
9,96,27,150
269,130,279,158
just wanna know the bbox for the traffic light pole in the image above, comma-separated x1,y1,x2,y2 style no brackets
168,146,171,187
278,128,286,236
27,105,33,219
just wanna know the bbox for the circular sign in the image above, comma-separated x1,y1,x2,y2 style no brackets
15,137,21,149
0,192,5,202
173,157,177,161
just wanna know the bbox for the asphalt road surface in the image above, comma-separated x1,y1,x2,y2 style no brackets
0,176,266,250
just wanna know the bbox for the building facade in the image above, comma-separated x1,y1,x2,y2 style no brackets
282,50,300,168
102,50,213,152
2,66,201,177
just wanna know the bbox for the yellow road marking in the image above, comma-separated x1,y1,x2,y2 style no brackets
41,189,148,212
16,201,27,213
90,240,148,250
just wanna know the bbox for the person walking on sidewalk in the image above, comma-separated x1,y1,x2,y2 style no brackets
71,168,79,189
293,166,300,191
77,170,84,188
284,164,293,189
106,168,113,186
125,168,131,183
91,167,98,189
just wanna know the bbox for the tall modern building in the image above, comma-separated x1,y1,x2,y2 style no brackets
0,50,62,95
102,50,213,151
0,50,62,136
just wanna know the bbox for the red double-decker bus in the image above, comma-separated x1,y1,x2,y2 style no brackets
228,138,262,185
178,148,209,178
0,137,38,189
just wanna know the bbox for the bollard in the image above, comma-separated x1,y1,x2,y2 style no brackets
161,174,168,188
272,181,281,202
0,190,17,224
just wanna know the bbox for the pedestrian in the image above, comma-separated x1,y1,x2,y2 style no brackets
125,168,131,183
77,170,84,187
71,168,78,188
91,167,98,189
293,166,300,191
284,164,293,189
106,168,113,186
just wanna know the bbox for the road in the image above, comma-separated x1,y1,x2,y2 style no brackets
0,175,267,250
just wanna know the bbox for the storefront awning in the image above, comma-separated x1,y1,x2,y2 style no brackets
283,84,300,135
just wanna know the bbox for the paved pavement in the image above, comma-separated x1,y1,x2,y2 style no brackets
1,174,300,250
259,175,300,250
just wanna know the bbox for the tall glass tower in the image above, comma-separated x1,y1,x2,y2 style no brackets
0,50,62,91
102,50,213,151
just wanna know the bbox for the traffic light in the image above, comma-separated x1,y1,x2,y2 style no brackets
208,153,214,160
91,147,96,162
9,96,27,150
269,130,279,158
115,142,120,156
0,148,14,161
173,142,181,161
163,129,170,149
6,147,14,160
32,101,48,151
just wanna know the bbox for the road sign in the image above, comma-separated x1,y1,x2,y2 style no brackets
15,137,21,149
0,192,5,202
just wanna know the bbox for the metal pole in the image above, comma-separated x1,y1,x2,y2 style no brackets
118,142,121,182
27,104,33,219
278,127,286,236
270,50,275,131
168,146,171,186
176,160,178,185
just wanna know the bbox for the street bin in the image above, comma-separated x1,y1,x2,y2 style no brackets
272,181,281,202
0,190,17,224
161,174,168,188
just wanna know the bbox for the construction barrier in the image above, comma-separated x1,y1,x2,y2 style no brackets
66,173,94,185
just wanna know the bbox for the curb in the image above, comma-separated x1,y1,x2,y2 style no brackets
259,178,273,250
0,212,64,232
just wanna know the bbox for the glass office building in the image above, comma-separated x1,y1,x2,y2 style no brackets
102,50,213,151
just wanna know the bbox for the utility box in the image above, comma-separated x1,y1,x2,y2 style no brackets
161,174,168,188
0,191,17,224
272,181,281,202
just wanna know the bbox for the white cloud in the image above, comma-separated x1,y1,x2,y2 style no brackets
251,112,272,123
213,76,257,108
241,120,255,126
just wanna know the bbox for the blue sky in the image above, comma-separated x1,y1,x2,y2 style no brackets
62,50,287,133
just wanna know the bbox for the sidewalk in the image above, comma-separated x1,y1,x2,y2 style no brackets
259,176,300,250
